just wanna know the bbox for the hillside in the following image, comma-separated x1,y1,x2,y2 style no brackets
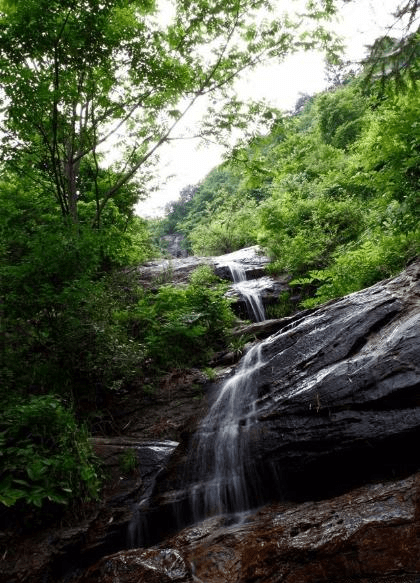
158,73,420,310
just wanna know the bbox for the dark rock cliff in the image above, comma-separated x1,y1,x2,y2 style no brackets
137,258,420,543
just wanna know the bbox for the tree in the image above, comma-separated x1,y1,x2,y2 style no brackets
162,183,199,234
0,0,338,227
362,0,420,90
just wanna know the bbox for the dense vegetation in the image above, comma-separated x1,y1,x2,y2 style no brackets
2,0,331,521
159,72,420,307
1,0,419,525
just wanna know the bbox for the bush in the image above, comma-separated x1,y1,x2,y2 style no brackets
1,273,147,403
259,195,366,275
293,229,420,307
0,395,101,510
186,193,258,256
118,265,236,368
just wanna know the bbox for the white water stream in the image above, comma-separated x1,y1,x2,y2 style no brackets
186,259,272,519
189,336,273,520
224,261,266,322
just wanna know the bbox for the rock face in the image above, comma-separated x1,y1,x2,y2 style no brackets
135,246,290,320
139,259,420,539
0,438,178,583
80,472,420,583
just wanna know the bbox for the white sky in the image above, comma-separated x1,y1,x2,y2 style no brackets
135,0,410,218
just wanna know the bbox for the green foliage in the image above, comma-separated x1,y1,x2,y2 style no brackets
1,2,420,523
294,230,420,307
259,194,365,275
119,450,138,475
316,85,367,149
0,395,100,509
363,28,420,93
118,265,235,369
168,73,419,310
188,191,258,256
0,0,337,226
265,292,295,319
173,167,243,240
203,367,217,381
0,175,155,402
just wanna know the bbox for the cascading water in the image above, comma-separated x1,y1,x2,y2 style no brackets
188,336,273,521
183,260,271,520
224,261,266,322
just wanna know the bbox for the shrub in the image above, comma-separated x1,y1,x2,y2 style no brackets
0,395,101,510
293,230,420,307
259,195,366,275
120,266,236,368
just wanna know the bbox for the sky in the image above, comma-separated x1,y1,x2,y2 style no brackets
135,0,409,218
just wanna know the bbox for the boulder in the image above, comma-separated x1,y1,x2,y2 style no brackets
0,439,178,583
80,547,193,583
81,472,420,583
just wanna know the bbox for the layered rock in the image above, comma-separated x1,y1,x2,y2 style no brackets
0,439,178,583
140,259,420,538
135,246,289,318
80,472,420,583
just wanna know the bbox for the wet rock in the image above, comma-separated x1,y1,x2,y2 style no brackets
136,256,208,287
230,308,315,341
250,258,420,497
80,547,193,583
179,472,420,582
91,438,178,504
212,246,271,280
0,439,180,583
225,275,290,320
86,473,420,583
79,439,178,560
143,259,420,533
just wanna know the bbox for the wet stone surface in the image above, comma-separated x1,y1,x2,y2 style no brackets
79,473,420,583
142,259,420,533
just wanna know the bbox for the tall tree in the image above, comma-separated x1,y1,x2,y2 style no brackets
0,0,338,227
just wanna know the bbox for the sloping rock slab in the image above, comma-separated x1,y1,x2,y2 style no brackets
147,259,420,527
248,258,420,495
80,473,420,583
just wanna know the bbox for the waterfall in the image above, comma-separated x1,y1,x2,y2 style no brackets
188,337,271,521
184,260,270,520
224,261,266,322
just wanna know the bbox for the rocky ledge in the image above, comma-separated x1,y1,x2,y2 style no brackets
135,246,289,317
80,472,420,583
